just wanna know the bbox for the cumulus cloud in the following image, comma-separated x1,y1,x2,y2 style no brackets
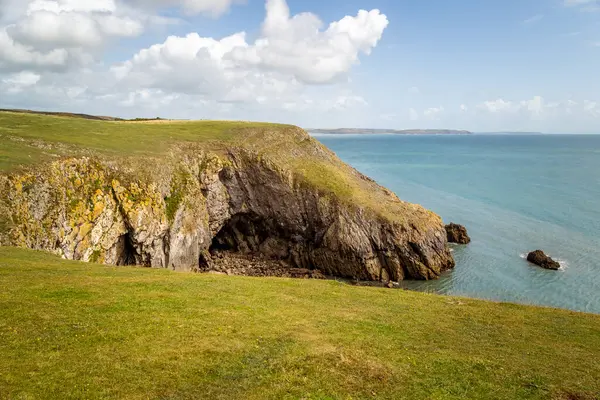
112,0,388,102
468,96,600,132
478,98,516,113
333,95,368,110
0,0,238,73
0,0,382,123
2,70,40,93
400,96,600,133
0,29,70,72
0,0,147,72
476,96,546,117
123,0,240,17
227,0,388,84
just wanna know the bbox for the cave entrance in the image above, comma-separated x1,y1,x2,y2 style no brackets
117,233,137,266
210,213,271,255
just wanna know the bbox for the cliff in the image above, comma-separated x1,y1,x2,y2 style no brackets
0,111,455,281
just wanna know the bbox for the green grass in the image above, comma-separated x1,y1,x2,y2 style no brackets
0,111,287,171
0,110,436,227
0,247,598,400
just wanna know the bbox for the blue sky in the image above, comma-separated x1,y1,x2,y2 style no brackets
0,0,599,132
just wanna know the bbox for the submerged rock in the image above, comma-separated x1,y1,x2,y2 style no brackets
445,223,471,244
527,250,561,270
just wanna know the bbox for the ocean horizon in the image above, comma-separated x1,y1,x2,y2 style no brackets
315,132,600,314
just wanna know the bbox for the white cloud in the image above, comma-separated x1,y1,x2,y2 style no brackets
423,106,444,119
520,95,544,115
380,113,396,121
471,96,600,131
401,97,600,133
112,0,388,104
2,70,40,85
0,29,69,71
333,95,368,110
2,70,40,93
479,98,516,113
228,0,388,84
0,0,233,74
7,10,142,49
523,14,543,24
0,0,148,72
123,0,239,17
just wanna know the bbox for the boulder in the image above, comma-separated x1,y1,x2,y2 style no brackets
527,250,561,271
445,223,471,244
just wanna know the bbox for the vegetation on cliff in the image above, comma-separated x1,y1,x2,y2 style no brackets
0,110,453,281
0,247,598,399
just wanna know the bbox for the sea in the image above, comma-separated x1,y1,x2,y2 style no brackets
314,133,600,314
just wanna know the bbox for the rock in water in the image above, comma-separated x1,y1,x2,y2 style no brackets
445,223,471,244
527,250,561,270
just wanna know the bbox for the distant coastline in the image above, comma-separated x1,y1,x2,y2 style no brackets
308,128,472,135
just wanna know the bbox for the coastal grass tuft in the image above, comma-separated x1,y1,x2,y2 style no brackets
1,247,599,400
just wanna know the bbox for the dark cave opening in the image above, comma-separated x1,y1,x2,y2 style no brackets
209,213,273,255
204,213,322,278
117,233,137,266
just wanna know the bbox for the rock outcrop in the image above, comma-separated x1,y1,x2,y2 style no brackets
445,223,471,244
527,250,561,270
0,123,456,281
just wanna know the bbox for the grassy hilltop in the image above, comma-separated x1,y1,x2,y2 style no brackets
0,111,599,399
0,247,599,400
0,110,422,224
0,111,280,172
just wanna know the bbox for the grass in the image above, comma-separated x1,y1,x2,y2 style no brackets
0,247,598,400
0,111,287,169
0,110,437,227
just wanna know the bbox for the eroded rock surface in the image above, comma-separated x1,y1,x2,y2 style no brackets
445,223,471,245
0,127,456,281
527,250,561,270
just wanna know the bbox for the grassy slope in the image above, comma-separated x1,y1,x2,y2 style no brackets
0,111,280,170
0,110,436,227
1,247,599,400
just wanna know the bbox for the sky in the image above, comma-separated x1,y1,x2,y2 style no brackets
0,0,599,133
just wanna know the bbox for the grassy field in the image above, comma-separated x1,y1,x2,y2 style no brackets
0,111,288,172
0,247,598,400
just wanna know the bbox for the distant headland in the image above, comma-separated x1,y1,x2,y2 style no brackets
308,128,472,135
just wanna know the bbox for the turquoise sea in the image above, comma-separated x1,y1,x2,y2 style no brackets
315,133,600,314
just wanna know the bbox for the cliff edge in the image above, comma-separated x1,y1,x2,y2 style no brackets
0,111,455,281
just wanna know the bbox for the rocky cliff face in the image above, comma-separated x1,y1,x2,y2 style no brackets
0,125,455,281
